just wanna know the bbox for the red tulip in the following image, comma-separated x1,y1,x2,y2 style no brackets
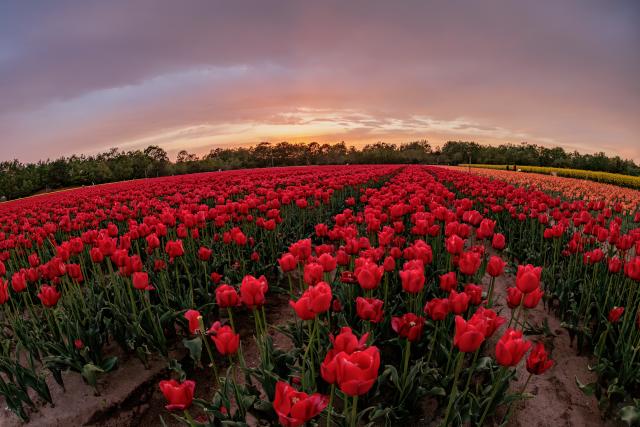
356,297,384,323
289,281,332,320
240,275,269,309
355,260,383,290
453,315,485,352
37,285,61,307
506,287,523,309
464,284,483,305
424,298,450,321
278,253,297,272
27,253,40,268
336,250,350,266
273,381,328,427
383,255,396,272
303,262,324,286
492,233,506,250
486,256,506,277
608,306,624,323
318,253,337,272
335,346,381,396
445,235,464,255
391,313,425,342
476,218,496,240
458,251,481,276
197,246,212,261
523,287,544,309
184,309,201,335
331,327,369,354
11,271,27,293
321,326,370,384
516,264,542,294
625,257,640,281
90,247,104,263
154,259,167,271
165,240,184,261
208,321,240,355
399,265,425,293
526,342,554,375
439,271,457,292
608,257,623,273
215,284,240,308
159,379,195,411
132,271,154,291
448,290,470,314
495,328,531,367
470,307,505,338
340,271,357,284
0,279,9,305
146,234,160,253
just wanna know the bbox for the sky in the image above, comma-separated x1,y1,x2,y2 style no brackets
0,1,639,163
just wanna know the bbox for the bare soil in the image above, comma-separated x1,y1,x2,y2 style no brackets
491,273,616,427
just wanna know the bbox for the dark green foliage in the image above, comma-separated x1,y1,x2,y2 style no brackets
2,140,638,200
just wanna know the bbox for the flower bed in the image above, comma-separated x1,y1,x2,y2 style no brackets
0,164,638,426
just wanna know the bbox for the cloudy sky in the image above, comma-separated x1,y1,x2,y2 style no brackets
1,1,639,163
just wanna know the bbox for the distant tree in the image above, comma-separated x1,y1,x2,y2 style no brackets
1,140,638,201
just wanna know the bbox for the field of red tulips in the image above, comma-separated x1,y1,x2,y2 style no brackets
1,164,639,426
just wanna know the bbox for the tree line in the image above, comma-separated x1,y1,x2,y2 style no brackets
1,140,638,201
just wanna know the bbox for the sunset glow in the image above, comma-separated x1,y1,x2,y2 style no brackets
0,1,638,162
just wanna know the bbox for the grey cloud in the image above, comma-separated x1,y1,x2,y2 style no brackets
0,0,638,162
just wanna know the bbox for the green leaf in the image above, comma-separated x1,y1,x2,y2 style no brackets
81,363,105,388
253,398,273,412
475,356,494,371
620,404,640,426
426,386,446,397
168,359,187,382
100,356,118,372
182,337,203,364
575,377,596,396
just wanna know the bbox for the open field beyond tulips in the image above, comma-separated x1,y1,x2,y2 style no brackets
1,165,639,426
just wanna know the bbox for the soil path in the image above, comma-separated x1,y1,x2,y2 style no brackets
490,273,616,427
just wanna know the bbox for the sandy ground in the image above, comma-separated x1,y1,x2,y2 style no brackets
492,273,615,427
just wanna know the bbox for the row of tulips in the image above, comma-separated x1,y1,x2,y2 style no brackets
0,165,399,421
154,166,557,426
0,164,638,424
431,166,640,421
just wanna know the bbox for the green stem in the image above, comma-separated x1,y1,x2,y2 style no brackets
401,339,411,385
426,322,439,365
183,409,195,426
302,317,319,390
463,348,480,392
229,355,246,420
326,384,335,427
198,319,219,383
442,352,464,426
503,373,532,424
487,276,496,308
350,395,359,427
478,367,506,426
